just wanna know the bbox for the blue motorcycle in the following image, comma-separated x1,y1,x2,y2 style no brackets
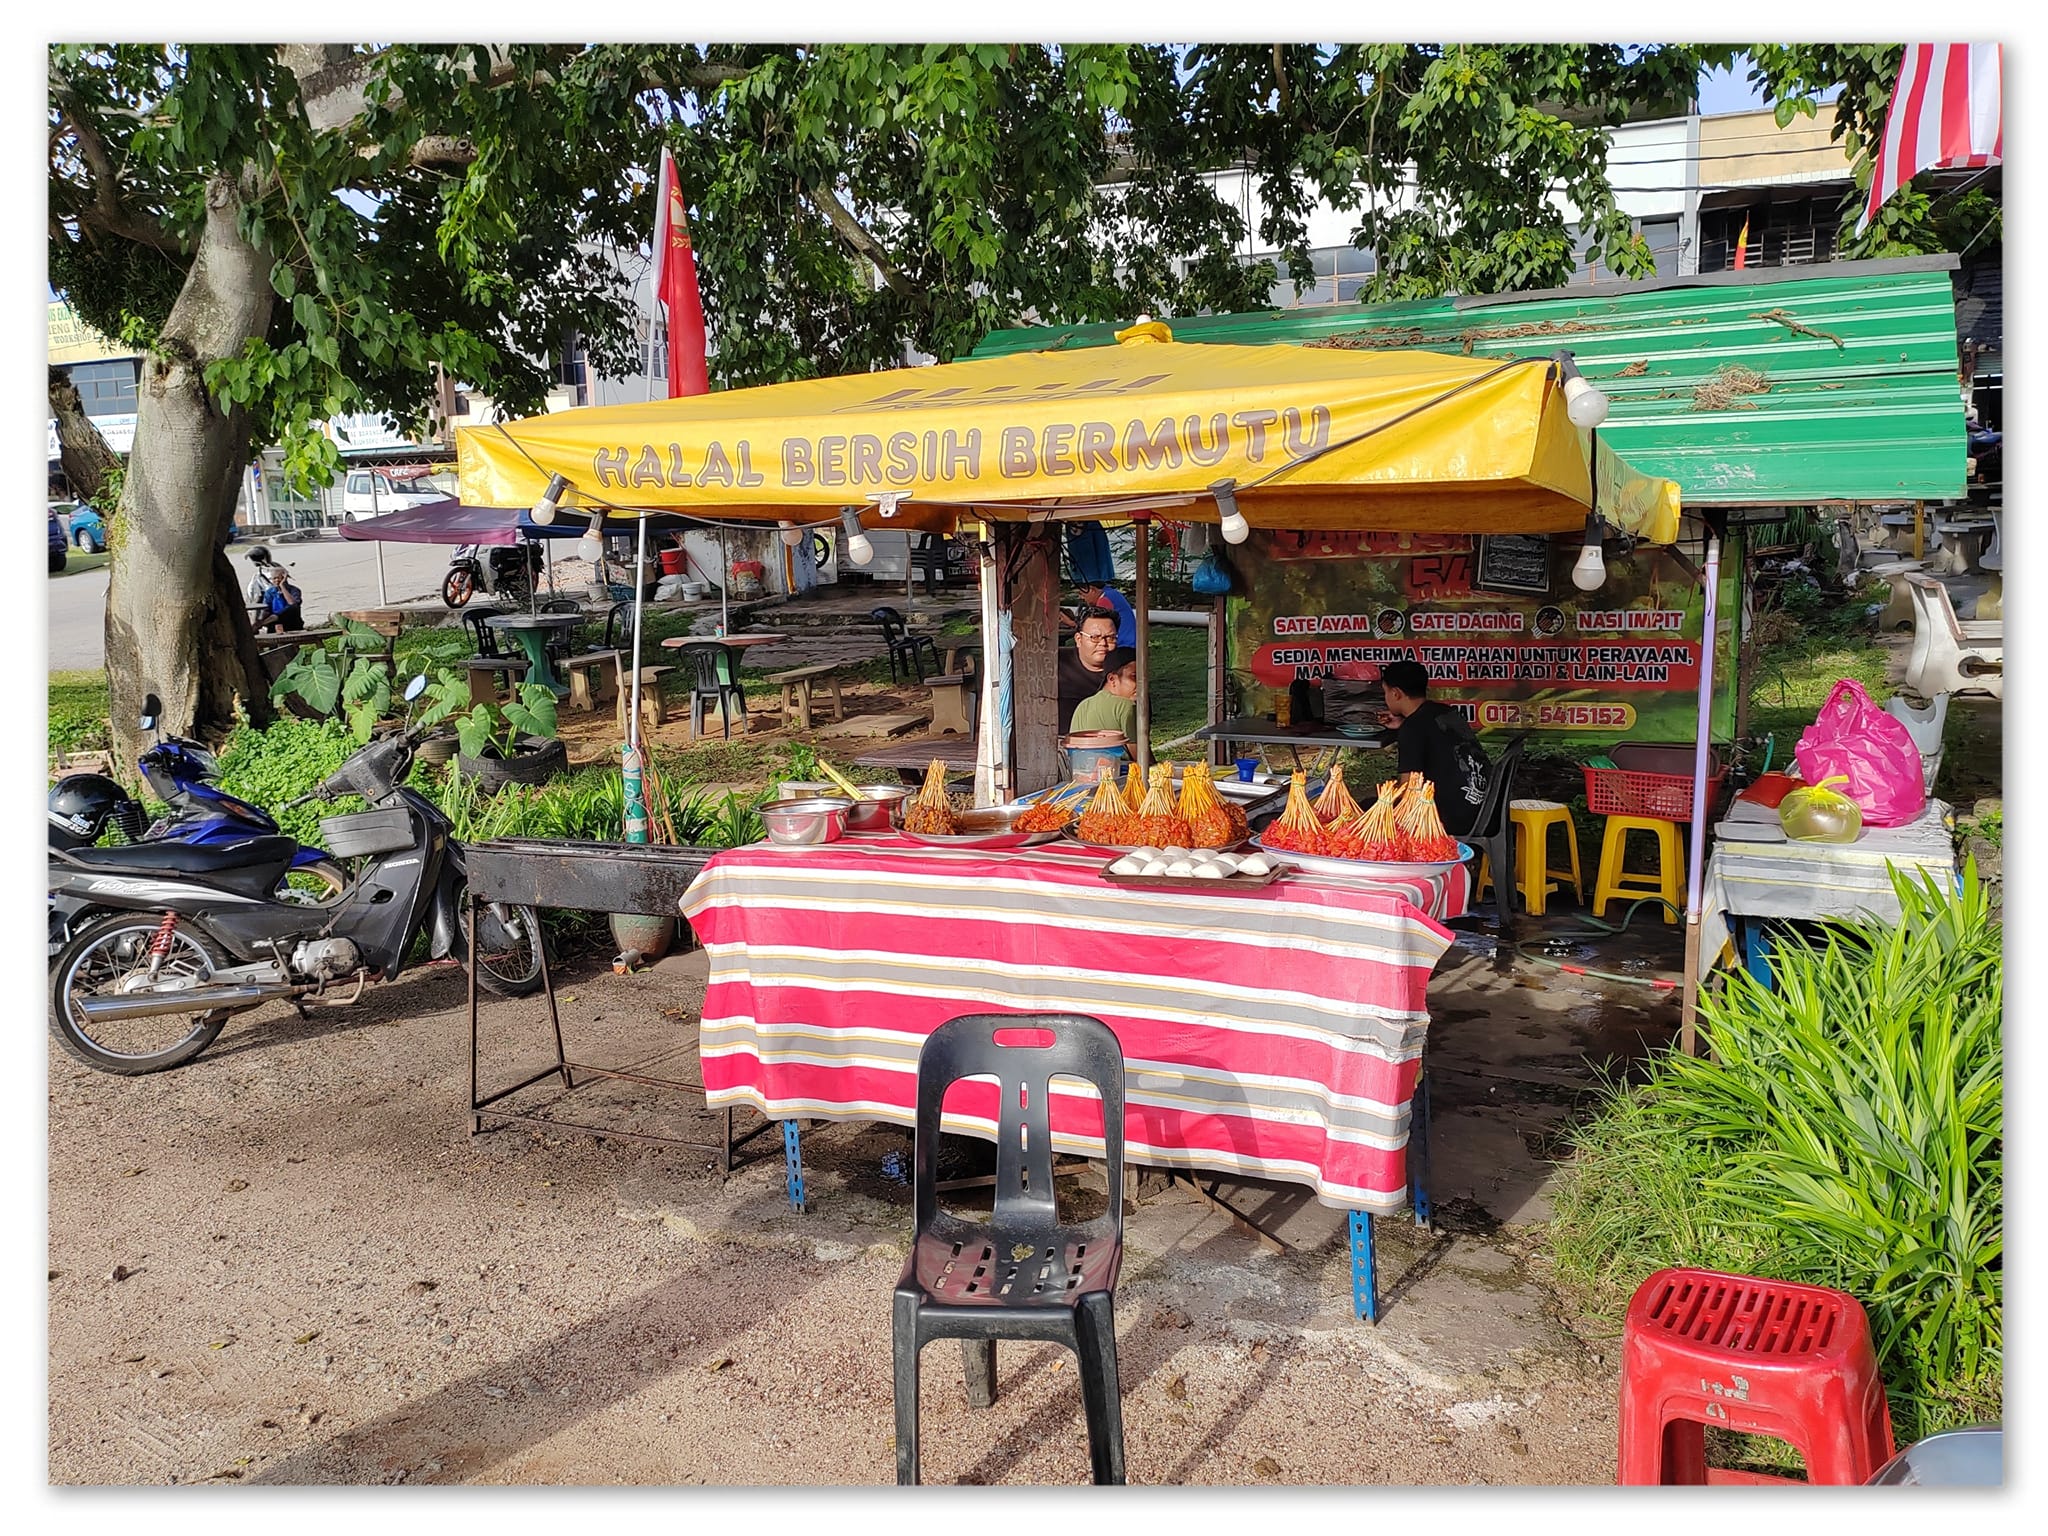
48,696,345,955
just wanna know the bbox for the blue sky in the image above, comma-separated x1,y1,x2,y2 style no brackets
1697,61,1767,115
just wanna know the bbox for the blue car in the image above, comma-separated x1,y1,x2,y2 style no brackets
48,510,67,573
66,504,106,553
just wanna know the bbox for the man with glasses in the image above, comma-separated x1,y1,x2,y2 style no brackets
1057,610,1120,735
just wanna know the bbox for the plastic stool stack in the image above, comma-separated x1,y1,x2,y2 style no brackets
1618,1266,1895,1485
1506,799,1582,915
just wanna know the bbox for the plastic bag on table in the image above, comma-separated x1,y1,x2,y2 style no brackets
1778,775,1863,844
1792,678,1927,828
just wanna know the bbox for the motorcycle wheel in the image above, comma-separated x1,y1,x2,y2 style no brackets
454,899,546,997
277,857,348,906
49,913,231,1075
442,568,477,609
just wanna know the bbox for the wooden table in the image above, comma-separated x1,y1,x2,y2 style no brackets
851,734,979,784
484,612,582,694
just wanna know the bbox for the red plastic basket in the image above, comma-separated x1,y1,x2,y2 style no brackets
1583,744,1725,822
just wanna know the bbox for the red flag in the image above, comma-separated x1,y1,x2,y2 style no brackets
1857,44,2002,236
651,147,710,397
1732,214,1750,270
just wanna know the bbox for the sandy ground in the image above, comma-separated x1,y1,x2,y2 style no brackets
49,922,1669,1487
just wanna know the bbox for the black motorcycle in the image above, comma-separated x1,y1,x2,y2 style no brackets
47,677,544,1075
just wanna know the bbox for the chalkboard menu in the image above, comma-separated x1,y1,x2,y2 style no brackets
1477,534,1553,596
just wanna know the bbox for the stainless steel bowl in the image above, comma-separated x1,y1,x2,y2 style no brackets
842,784,912,833
760,796,852,846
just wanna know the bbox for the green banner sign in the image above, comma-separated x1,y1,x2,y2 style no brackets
1226,528,1739,743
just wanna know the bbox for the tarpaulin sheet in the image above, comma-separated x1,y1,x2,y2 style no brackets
679,837,1468,1213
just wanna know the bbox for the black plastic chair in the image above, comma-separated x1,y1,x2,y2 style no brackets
675,640,748,739
892,1013,1128,1485
871,606,941,685
463,610,502,659
1465,732,1528,941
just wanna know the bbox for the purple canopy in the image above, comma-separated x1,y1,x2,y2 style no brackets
335,498,523,545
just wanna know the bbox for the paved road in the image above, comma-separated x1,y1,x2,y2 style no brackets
45,534,453,672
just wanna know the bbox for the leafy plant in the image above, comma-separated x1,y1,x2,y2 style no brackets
270,621,397,741
213,712,361,846
440,681,559,762
1549,864,2003,1442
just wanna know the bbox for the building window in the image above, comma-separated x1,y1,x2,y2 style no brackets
1698,202,1842,274
66,358,139,416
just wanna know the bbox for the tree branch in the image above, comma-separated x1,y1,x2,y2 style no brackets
48,62,181,256
805,181,917,297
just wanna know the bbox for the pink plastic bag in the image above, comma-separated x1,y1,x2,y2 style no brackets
1793,679,1927,828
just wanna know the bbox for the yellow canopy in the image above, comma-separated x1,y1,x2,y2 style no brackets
457,337,1681,542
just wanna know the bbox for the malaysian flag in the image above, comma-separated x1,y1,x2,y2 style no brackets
1857,44,2003,236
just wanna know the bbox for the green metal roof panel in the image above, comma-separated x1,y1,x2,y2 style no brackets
968,259,1967,505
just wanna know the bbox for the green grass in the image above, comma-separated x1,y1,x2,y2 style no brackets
52,551,110,578
48,669,112,759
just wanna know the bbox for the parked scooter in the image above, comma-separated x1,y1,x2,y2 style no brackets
442,542,538,609
48,699,347,957
48,677,545,1075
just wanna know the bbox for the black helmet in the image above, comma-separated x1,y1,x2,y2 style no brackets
49,774,144,850
245,545,273,565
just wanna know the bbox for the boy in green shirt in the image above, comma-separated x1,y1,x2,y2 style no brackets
1067,647,1138,739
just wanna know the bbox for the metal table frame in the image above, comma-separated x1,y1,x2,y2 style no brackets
1195,717,1391,774
462,840,784,1178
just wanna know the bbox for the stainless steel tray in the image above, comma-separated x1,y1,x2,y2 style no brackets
898,804,1066,851
1252,836,1474,880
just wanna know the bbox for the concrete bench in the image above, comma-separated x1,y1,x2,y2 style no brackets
463,655,530,707
925,672,975,736
766,663,847,731
615,664,682,733
562,651,621,712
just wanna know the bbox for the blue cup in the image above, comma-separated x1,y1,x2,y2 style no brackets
1235,756,1259,783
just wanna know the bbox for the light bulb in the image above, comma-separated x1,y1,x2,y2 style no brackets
1564,374,1610,430
1572,528,1607,592
778,521,805,548
531,472,567,526
577,528,604,564
839,506,875,566
1210,476,1250,544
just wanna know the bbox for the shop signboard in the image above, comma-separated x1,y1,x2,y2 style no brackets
1227,527,1738,743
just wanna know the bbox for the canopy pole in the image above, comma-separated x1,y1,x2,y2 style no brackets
1133,518,1152,774
719,528,729,633
628,513,649,754
1679,531,1722,1056
973,521,1003,807
368,473,388,605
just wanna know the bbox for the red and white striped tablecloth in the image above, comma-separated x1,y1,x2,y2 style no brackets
678,838,1468,1212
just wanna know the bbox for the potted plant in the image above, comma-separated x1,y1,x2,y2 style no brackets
433,680,568,790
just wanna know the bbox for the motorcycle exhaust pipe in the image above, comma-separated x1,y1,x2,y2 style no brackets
75,981,305,1024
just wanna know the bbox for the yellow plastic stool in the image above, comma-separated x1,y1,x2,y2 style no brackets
1593,815,1683,924
1508,799,1584,916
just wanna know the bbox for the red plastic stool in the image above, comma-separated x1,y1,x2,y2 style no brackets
1618,1267,1895,1485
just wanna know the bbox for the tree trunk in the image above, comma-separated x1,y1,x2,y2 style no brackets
48,368,120,505
104,169,277,772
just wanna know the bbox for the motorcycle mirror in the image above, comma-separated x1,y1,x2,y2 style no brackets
404,674,428,702
140,693,161,731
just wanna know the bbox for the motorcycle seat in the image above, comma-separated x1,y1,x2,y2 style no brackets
64,835,300,876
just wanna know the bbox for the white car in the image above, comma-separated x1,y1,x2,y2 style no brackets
341,470,443,522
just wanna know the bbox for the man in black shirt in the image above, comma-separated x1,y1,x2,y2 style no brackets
1380,660,1490,836
1056,610,1120,734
